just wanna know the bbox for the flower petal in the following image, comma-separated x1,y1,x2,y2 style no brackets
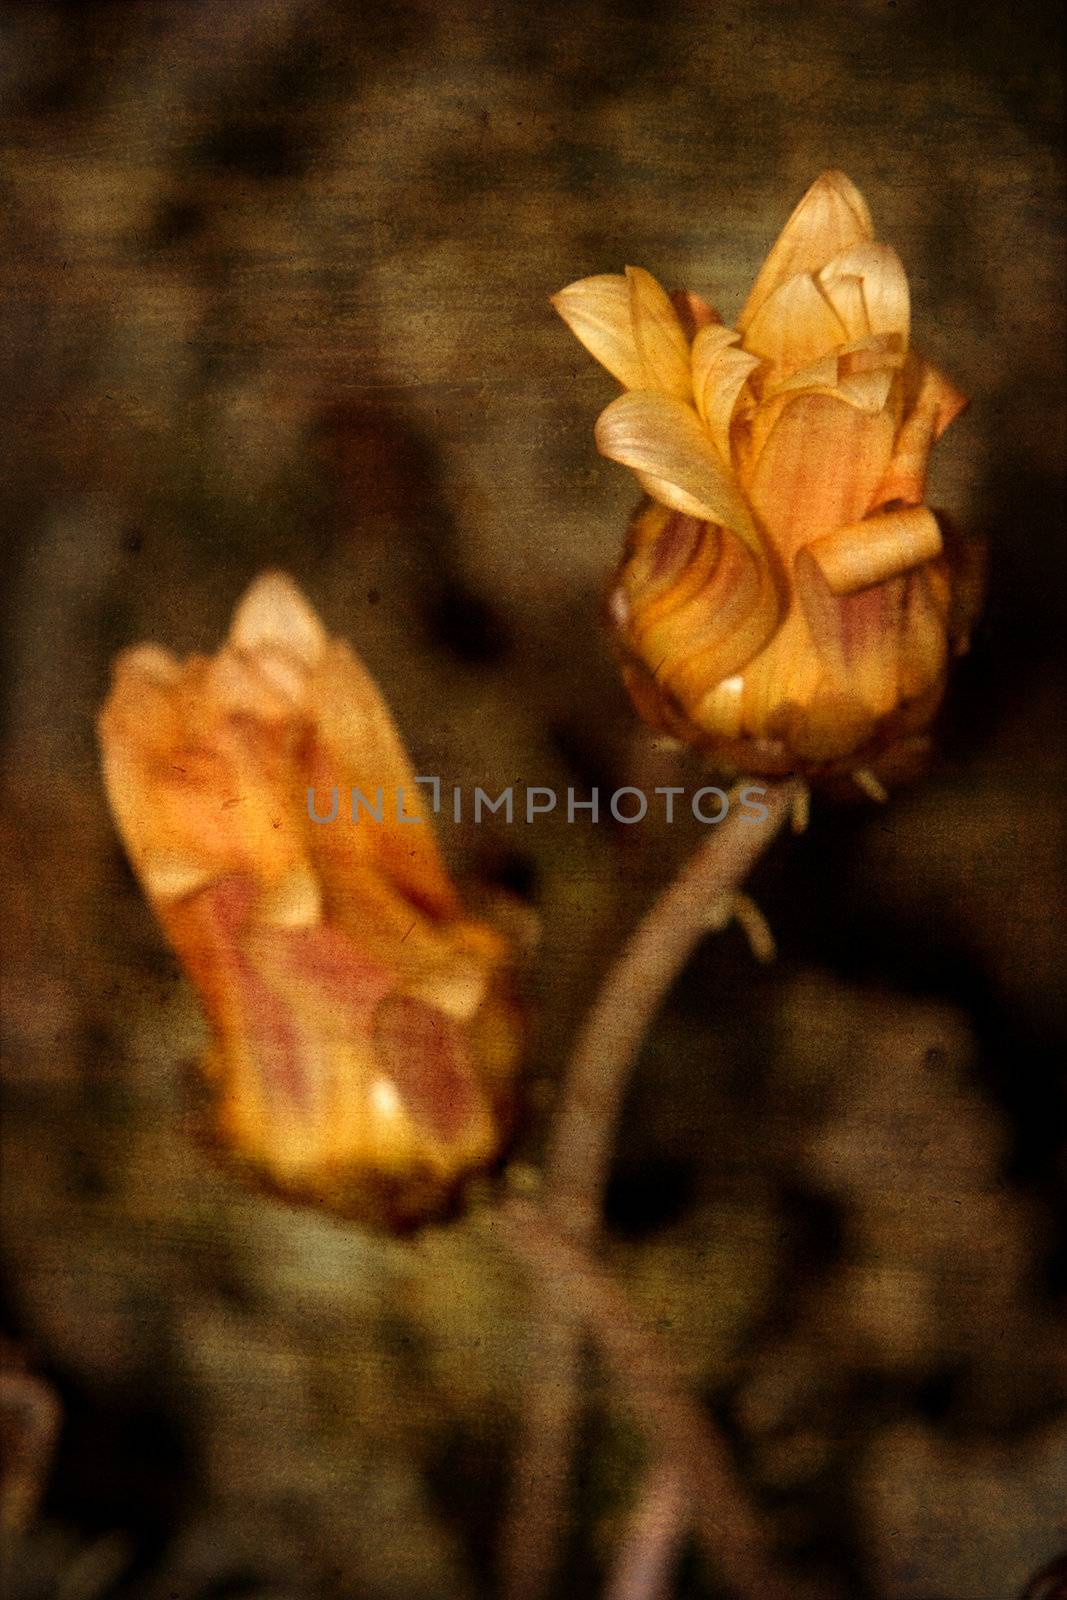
635,525,780,704
836,367,895,414
551,274,647,390
819,242,910,346
792,554,908,719
871,359,968,509
745,391,897,563
594,390,755,542
229,571,329,670
626,266,693,401
613,504,781,716
807,506,943,594
743,272,848,370
98,648,308,901
306,641,462,931
691,328,759,459
633,470,733,524
670,289,722,337
759,347,895,416
738,171,874,333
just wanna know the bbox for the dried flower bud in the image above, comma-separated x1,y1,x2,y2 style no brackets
555,171,982,789
98,574,522,1229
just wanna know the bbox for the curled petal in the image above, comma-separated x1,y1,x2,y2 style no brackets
614,505,781,711
738,170,874,332
626,266,693,401
743,272,848,371
690,323,742,367
839,335,907,373
551,274,647,389
595,389,757,545
633,469,737,525
762,353,840,398
872,359,969,509
835,367,895,414
819,242,910,346
691,329,759,459
807,506,943,594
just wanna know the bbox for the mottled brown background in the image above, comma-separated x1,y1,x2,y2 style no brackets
1,2,1064,1597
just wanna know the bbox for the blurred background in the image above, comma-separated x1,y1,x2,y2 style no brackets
1,1,1064,1596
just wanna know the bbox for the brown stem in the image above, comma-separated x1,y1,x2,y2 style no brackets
499,783,796,1599
605,1457,686,1600
500,1203,795,1600
547,784,796,1240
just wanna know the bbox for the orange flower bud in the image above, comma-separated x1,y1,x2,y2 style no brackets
98,574,523,1229
554,171,982,789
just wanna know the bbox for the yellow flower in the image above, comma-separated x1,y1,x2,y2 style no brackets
98,574,522,1229
554,171,982,788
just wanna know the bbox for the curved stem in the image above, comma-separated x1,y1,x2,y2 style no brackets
547,783,796,1241
500,1202,796,1600
500,781,797,1600
604,1457,686,1600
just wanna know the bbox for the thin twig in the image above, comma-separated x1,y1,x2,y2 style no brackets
500,783,797,1599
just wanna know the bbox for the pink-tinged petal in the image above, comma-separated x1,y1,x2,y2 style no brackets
738,171,874,333
836,579,907,717
871,360,969,509
628,520,781,704
743,272,848,371
745,391,896,564
691,328,759,459
626,266,693,401
595,389,755,543
98,573,524,1226
792,554,907,720
819,242,910,346
98,652,307,900
670,289,722,337
372,995,484,1146
551,274,647,389
806,506,943,594
897,564,951,701
165,876,319,1125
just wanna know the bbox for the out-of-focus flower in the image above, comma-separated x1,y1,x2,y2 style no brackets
554,171,982,789
98,574,522,1229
